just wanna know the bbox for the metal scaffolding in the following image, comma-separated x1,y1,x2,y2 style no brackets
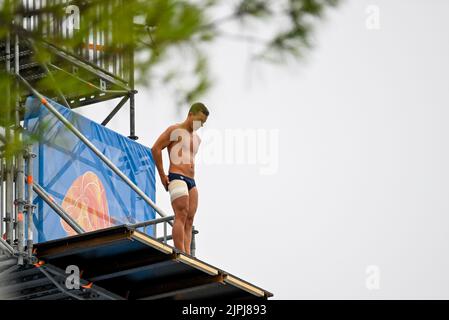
0,0,272,300
0,0,177,263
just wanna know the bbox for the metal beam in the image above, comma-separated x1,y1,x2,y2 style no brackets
25,146,35,259
156,229,199,243
141,281,224,300
32,182,84,234
4,36,13,243
88,259,175,282
43,264,125,300
0,158,4,243
0,236,16,256
27,38,72,109
128,215,174,229
36,266,85,300
101,95,129,126
128,93,138,140
40,41,131,91
131,274,224,300
34,231,133,260
15,33,25,263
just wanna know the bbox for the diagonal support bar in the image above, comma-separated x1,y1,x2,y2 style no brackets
101,95,129,126
0,238,16,256
32,183,84,235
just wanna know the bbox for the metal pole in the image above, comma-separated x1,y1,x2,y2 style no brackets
128,35,137,141
129,93,137,140
0,238,16,256
14,154,18,240
0,158,4,248
26,39,71,109
156,230,198,244
101,95,129,126
6,31,10,72
15,32,25,265
5,31,13,245
5,151,13,245
17,74,170,221
0,158,3,238
191,226,196,257
32,183,84,234
25,146,36,259
15,150,25,264
128,215,174,229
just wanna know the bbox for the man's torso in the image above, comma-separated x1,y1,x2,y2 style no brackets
167,123,200,179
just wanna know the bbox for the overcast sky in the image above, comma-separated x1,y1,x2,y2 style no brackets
75,0,449,299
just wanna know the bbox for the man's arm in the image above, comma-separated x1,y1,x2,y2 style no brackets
151,125,174,191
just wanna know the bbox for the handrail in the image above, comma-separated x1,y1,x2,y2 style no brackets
128,215,174,229
128,216,198,256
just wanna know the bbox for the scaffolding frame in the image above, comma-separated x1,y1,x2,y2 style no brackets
0,0,274,301
0,0,197,266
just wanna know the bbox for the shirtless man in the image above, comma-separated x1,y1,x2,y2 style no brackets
151,102,209,255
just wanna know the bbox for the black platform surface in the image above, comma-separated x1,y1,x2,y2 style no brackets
0,226,273,300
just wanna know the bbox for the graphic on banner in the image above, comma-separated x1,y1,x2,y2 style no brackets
24,96,156,243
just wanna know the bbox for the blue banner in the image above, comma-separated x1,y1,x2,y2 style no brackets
24,96,156,243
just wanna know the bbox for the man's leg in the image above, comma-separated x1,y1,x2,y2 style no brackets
171,194,189,253
184,186,198,255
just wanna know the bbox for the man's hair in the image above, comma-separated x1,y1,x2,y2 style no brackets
189,102,209,116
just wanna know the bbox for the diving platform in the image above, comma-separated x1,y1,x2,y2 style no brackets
1,0,273,301
0,226,273,300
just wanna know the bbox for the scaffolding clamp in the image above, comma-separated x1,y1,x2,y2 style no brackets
23,203,37,210
24,149,36,159
14,198,27,206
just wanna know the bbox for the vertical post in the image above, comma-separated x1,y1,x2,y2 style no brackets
153,222,157,238
92,1,97,64
25,146,35,260
128,22,138,141
0,158,4,247
15,152,25,264
14,31,25,264
191,226,196,257
5,155,13,245
129,93,137,140
14,154,17,226
5,30,13,245
6,31,10,71
163,222,167,244
2,30,8,247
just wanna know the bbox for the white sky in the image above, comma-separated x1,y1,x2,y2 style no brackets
75,0,449,299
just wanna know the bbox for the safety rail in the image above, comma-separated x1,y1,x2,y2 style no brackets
128,216,198,256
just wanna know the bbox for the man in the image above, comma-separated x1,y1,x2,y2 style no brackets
151,102,209,255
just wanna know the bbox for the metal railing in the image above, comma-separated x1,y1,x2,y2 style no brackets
15,0,133,83
128,216,198,256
